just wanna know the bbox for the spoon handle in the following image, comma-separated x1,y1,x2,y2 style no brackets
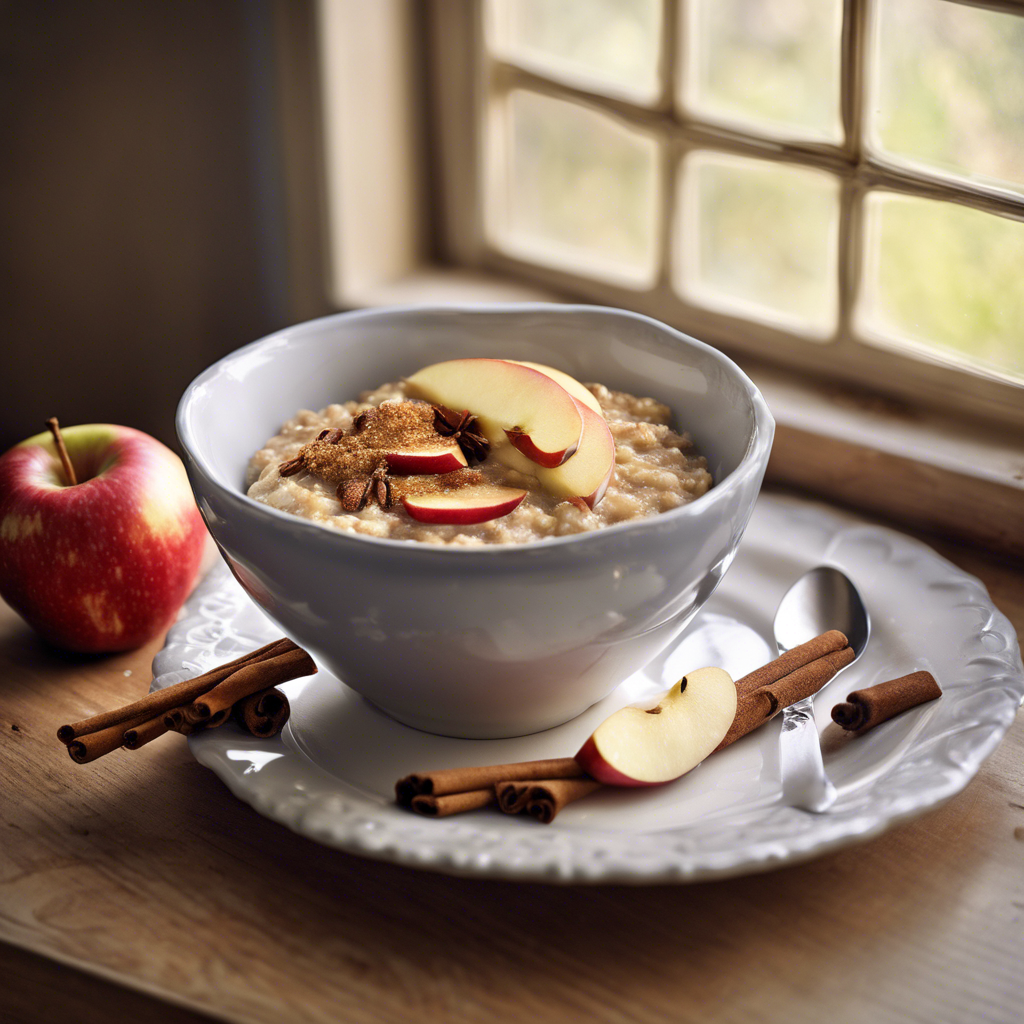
779,697,838,813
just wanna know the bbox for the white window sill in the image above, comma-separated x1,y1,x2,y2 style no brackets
338,266,1024,558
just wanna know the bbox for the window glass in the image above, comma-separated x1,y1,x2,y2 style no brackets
681,0,843,143
675,151,840,337
488,0,662,105
858,192,1024,381
870,0,1024,197
488,90,661,287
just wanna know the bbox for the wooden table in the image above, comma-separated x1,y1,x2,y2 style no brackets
2,510,1022,1024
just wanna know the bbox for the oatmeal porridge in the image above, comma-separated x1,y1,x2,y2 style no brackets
247,370,712,546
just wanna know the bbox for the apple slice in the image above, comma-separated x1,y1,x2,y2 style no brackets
402,484,527,525
384,441,468,476
535,399,616,509
507,360,603,415
575,667,737,787
406,359,583,468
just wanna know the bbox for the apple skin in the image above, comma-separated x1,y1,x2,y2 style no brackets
574,667,737,787
402,485,527,525
384,445,467,475
405,358,583,468
536,398,616,509
575,736,649,788
0,424,207,652
503,427,577,469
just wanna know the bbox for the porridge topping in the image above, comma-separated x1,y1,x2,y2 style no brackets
431,405,491,462
339,463,393,512
247,358,713,545
272,400,494,514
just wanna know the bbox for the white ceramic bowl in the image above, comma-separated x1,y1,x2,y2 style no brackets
176,304,774,738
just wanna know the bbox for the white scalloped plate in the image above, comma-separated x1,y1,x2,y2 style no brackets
152,495,1023,884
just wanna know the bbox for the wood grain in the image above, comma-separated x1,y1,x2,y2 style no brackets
0,940,219,1024
1,509,1022,1024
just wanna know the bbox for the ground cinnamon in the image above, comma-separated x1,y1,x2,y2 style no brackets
832,671,940,732
288,402,466,486
395,757,584,807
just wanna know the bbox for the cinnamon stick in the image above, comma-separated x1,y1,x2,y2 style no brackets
395,757,584,808
57,637,295,743
410,789,496,817
496,781,534,815
188,648,315,720
766,646,856,714
735,630,849,698
232,687,291,738
67,710,156,763
182,704,210,727
715,646,855,752
832,671,940,732
498,778,603,824
163,707,187,733
165,704,229,731
122,714,169,750
205,707,233,729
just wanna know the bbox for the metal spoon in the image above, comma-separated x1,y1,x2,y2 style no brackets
774,566,871,813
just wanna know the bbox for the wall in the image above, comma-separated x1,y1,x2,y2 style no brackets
2,1,286,451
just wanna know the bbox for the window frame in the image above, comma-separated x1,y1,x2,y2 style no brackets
426,0,1024,428
271,0,1024,556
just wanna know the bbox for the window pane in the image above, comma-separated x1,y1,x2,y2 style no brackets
681,0,843,144
675,152,840,337
488,90,661,288
858,193,1024,382
487,0,662,105
870,0,1024,198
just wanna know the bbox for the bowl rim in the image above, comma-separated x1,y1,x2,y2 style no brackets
176,302,775,557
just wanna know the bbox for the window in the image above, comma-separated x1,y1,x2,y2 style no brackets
423,0,1024,427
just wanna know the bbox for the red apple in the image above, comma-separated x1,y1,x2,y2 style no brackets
384,440,468,475
575,668,737,786
0,423,207,652
405,358,584,468
536,398,616,508
402,484,527,525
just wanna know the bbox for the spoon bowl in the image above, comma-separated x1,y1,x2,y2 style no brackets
774,566,870,658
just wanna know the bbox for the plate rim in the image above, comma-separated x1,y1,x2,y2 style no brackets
153,495,1024,885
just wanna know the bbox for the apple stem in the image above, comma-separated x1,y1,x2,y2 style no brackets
46,417,78,486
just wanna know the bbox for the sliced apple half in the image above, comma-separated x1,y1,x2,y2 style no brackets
384,441,468,476
535,398,616,509
507,360,602,415
402,484,527,525
406,359,583,468
575,667,737,787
